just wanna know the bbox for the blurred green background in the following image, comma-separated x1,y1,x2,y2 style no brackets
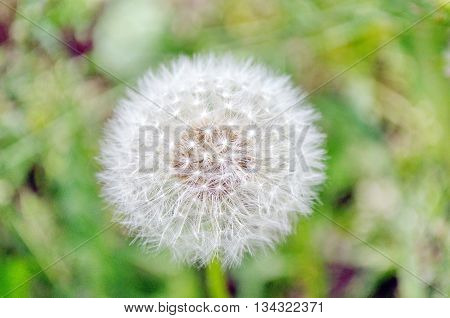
0,0,449,298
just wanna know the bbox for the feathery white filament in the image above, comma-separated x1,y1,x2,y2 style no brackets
98,54,326,267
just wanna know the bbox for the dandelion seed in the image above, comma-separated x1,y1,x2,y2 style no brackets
98,54,326,268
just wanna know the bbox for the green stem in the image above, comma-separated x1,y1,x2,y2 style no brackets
205,259,229,298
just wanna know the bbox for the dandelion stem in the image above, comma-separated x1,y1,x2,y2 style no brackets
205,259,229,298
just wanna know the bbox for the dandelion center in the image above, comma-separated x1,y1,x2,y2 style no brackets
172,123,253,199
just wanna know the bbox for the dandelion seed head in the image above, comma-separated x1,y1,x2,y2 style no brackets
98,54,326,267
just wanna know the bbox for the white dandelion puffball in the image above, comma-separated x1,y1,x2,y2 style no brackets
98,54,326,267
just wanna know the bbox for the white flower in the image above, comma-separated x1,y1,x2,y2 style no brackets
98,54,326,267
